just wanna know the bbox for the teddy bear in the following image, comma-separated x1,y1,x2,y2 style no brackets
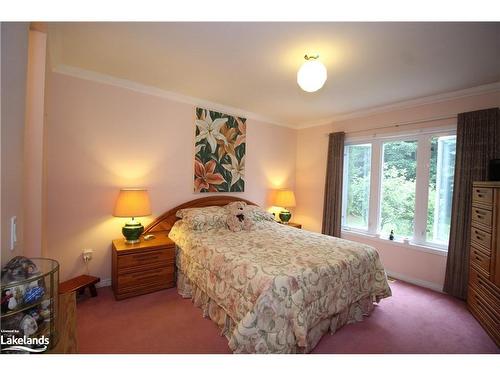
226,201,255,232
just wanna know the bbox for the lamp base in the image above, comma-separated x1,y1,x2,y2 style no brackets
122,218,144,244
124,238,141,245
279,209,292,224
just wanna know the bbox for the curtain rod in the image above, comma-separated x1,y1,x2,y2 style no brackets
338,114,457,135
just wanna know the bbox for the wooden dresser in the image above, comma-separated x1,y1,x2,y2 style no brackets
112,231,175,300
279,222,302,229
467,181,500,346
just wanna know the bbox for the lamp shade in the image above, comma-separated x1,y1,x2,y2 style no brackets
274,189,296,208
113,188,152,218
297,57,327,93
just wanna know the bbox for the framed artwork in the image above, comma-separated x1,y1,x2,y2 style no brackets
194,107,246,192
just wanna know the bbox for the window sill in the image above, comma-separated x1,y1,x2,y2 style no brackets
341,228,448,257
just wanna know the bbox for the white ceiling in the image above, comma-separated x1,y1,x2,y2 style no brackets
48,22,500,128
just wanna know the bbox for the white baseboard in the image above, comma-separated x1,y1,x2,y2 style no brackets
96,278,112,288
386,270,444,293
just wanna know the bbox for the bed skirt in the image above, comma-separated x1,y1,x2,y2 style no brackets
176,267,378,353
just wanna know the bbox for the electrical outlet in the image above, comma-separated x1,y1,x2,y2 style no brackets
82,249,94,263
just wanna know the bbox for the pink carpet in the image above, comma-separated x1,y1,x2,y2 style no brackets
76,280,499,354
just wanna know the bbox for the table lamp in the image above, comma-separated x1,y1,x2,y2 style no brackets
113,188,152,244
274,189,296,224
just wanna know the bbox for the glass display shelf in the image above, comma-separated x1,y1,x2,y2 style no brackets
1,258,59,288
1,297,53,318
1,257,60,352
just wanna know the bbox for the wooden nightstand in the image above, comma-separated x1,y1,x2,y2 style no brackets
112,231,175,300
279,222,302,229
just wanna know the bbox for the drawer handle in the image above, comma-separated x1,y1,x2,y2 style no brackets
477,194,483,197
135,275,161,282
476,215,482,219
133,254,160,260
133,273,163,281
477,275,491,287
132,270,162,277
476,236,482,241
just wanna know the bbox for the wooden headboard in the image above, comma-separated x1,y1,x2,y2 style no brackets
143,195,257,234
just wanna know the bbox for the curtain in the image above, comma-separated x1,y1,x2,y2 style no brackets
444,107,500,299
322,132,345,237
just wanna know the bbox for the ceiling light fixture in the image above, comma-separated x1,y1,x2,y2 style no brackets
297,54,327,93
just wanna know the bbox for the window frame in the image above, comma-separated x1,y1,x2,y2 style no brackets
341,126,456,253
341,142,372,231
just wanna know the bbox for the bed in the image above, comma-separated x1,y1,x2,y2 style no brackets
143,196,391,353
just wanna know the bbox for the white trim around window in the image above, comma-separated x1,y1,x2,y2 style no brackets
341,125,456,254
342,229,449,257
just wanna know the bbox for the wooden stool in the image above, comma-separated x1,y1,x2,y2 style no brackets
59,274,100,297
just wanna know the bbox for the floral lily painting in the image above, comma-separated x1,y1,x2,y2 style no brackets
194,107,246,192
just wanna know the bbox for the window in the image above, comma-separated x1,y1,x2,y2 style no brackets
342,144,371,230
341,130,456,250
426,135,456,245
380,140,417,238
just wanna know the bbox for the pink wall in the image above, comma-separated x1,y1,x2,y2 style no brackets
45,72,297,282
294,90,500,290
24,29,47,259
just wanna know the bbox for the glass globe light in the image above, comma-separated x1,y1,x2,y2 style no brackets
297,55,327,92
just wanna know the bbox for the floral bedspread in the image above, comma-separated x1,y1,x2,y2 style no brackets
169,221,391,353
